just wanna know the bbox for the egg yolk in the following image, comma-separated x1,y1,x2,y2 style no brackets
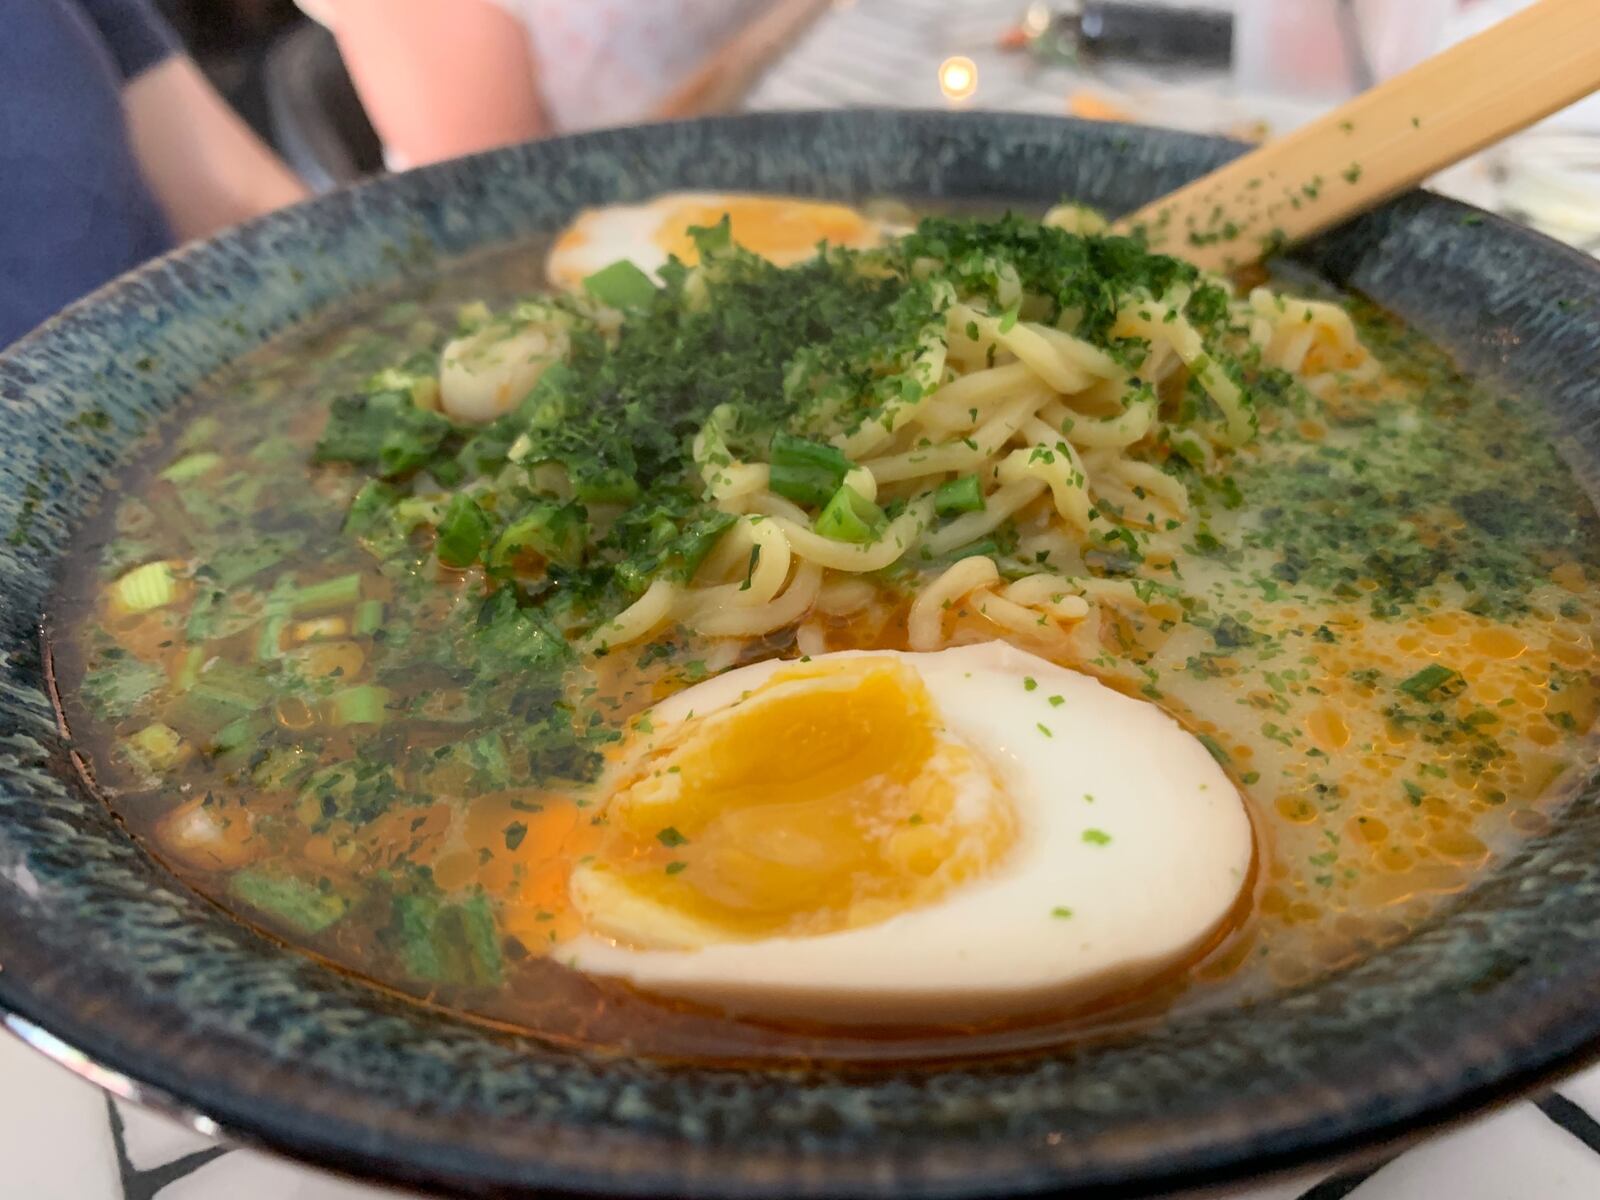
571,657,1017,949
654,197,876,266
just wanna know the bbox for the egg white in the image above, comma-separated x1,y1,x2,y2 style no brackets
545,192,893,292
565,643,1254,1024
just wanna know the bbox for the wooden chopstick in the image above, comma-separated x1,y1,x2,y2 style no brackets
1117,0,1600,271
654,0,835,122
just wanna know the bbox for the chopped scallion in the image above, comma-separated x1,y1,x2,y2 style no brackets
352,599,384,636
582,259,658,310
490,501,587,568
815,483,886,544
934,474,985,516
330,684,391,727
158,452,223,483
290,572,363,615
435,495,493,569
125,723,185,772
256,616,287,660
230,870,348,935
175,645,205,692
768,432,851,507
1399,664,1460,700
114,561,177,613
210,716,263,756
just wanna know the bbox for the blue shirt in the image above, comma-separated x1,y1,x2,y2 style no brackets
0,0,178,348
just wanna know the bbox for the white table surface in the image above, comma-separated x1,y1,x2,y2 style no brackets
11,1,1600,1196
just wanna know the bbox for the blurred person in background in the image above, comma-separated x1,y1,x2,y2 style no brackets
1,0,305,348
303,0,814,169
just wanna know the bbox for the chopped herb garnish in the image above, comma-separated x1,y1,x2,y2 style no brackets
815,483,886,544
934,474,985,516
769,433,852,507
582,259,658,310
1399,664,1460,699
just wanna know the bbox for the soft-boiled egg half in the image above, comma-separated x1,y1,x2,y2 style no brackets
546,193,894,291
565,643,1254,1024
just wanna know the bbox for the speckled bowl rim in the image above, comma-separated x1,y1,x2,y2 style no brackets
3,111,1600,1200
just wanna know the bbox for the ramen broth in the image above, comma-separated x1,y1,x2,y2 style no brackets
50,226,1600,1064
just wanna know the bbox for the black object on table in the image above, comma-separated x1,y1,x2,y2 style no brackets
1030,1,1234,69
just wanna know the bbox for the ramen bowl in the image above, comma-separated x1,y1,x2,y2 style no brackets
2,111,1600,1198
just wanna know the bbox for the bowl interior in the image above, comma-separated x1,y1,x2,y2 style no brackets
3,111,1600,1199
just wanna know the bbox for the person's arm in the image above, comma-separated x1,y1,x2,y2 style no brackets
76,0,307,243
315,0,550,168
123,57,308,243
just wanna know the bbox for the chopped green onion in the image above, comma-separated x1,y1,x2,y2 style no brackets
768,432,851,507
193,660,273,709
290,572,363,615
168,660,273,736
210,716,264,756
392,893,502,986
691,214,733,254
570,464,640,504
343,479,402,542
330,684,391,727
512,361,574,429
114,561,177,612
928,536,999,565
1399,664,1461,699
582,259,658,309
352,599,385,636
815,483,887,544
158,452,223,482
1196,732,1230,764
491,501,587,568
455,300,492,330
366,366,439,411
256,615,287,660
174,645,205,692
934,475,985,516
230,870,348,935
435,495,493,569
125,723,185,772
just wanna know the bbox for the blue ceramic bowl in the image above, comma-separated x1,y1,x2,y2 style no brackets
3,112,1600,1199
